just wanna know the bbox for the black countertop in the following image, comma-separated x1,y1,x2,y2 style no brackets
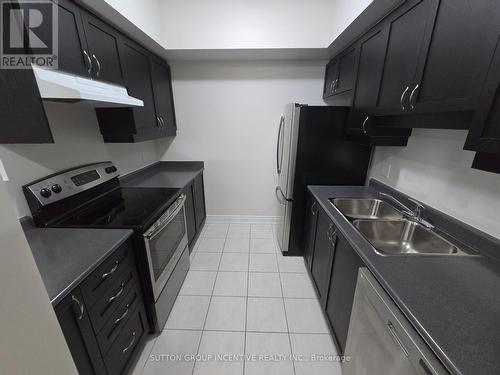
23,221,133,306
121,161,204,189
308,184,500,375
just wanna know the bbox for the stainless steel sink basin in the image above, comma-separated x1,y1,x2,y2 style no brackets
352,219,466,256
331,198,404,220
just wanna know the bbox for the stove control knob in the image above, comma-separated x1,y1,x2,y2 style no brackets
51,184,62,194
40,188,52,198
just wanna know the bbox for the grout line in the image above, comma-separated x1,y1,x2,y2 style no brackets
190,231,228,375
136,334,159,375
243,229,251,375
276,250,297,375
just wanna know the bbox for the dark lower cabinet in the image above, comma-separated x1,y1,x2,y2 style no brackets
184,172,207,251
304,194,366,354
193,173,207,230
55,289,106,375
465,37,500,157
55,238,148,375
325,233,365,354
303,194,319,270
184,183,197,249
310,208,336,308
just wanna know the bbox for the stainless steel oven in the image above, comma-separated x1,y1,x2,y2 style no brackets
143,193,188,301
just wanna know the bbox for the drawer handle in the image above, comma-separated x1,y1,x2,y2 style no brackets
102,261,119,280
114,305,130,325
387,321,409,357
122,332,136,354
71,295,84,320
108,283,125,304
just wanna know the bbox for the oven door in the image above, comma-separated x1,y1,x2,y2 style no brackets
143,194,188,301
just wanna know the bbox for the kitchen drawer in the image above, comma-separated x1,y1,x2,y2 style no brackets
96,287,143,355
88,266,138,333
81,239,134,307
104,306,147,375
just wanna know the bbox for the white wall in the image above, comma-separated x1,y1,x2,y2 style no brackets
158,0,337,49
0,180,78,375
0,102,166,218
103,0,162,41
161,60,326,219
102,0,373,50
369,129,500,238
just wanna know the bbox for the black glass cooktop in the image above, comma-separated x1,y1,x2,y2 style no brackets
55,187,181,230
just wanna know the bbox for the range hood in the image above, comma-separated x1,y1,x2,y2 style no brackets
32,66,143,107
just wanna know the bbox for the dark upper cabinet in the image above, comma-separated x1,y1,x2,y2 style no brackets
193,173,207,231
0,69,53,143
375,0,438,115
410,0,500,113
323,58,339,98
55,288,106,375
96,39,164,142
81,12,125,85
303,194,319,270
335,47,357,95
310,208,336,308
325,233,366,354
347,25,411,145
119,39,158,132
465,37,500,159
51,0,90,77
323,47,357,101
151,57,177,136
372,0,499,116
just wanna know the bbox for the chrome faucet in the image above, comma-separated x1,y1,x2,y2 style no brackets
379,193,434,229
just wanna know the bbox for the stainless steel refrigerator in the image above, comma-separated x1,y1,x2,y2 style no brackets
275,103,372,255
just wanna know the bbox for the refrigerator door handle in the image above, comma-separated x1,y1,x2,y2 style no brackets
276,116,285,174
275,186,292,203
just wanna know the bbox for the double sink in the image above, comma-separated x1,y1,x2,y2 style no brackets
331,197,469,256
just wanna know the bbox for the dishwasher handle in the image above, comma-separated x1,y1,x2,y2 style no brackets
346,268,449,375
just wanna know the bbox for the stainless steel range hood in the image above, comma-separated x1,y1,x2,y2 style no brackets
32,66,143,107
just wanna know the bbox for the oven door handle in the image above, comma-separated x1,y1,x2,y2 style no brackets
143,194,187,240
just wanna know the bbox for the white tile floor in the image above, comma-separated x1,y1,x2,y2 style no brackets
129,223,342,375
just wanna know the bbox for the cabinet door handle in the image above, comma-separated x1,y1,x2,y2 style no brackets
92,54,101,77
114,305,130,325
362,116,370,135
409,84,420,110
156,116,161,128
122,332,136,353
102,261,119,280
108,283,125,304
83,50,92,75
160,116,165,128
71,295,84,320
311,201,317,215
400,86,410,110
335,78,339,91
327,224,334,240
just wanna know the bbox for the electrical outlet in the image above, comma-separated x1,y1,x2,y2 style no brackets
381,163,392,179
0,160,9,182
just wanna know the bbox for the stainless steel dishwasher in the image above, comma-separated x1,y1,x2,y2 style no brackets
343,268,448,375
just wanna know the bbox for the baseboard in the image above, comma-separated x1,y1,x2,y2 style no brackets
206,215,280,225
